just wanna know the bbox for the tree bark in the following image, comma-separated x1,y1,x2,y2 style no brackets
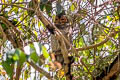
95,53,120,80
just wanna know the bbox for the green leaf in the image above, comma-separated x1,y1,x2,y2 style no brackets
9,7,19,15
29,44,39,63
62,77,66,80
27,1,35,17
70,4,75,11
79,37,84,47
6,51,15,64
42,46,49,59
2,61,13,78
104,28,109,33
40,21,45,29
19,51,26,66
1,23,7,30
107,16,112,21
13,54,19,61
30,44,36,54
14,49,20,55
29,1,34,8
3,11,9,18
24,69,30,79
115,26,120,31
12,18,18,25
45,2,52,16
30,52,39,63
40,4,45,11
33,30,38,37
15,49,26,66
14,7,19,14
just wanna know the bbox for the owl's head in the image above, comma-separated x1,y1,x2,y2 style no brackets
54,12,68,26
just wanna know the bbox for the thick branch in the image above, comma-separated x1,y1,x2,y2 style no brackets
0,16,20,33
15,63,22,80
59,38,70,79
27,61,52,79
0,24,6,47
0,16,23,49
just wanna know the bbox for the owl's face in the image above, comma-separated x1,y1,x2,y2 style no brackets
54,15,68,26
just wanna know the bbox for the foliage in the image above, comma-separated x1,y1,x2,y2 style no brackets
0,0,120,80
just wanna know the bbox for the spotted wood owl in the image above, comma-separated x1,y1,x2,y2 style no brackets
51,13,72,63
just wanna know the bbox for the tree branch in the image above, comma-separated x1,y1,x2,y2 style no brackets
27,61,52,79
15,63,22,80
0,16,20,33
0,16,23,49
75,31,118,51
0,3,33,11
0,24,7,47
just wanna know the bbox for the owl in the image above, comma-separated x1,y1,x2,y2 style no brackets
49,13,74,79
51,13,71,53
50,13,72,64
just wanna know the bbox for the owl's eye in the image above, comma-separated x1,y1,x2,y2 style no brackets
60,16,68,24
